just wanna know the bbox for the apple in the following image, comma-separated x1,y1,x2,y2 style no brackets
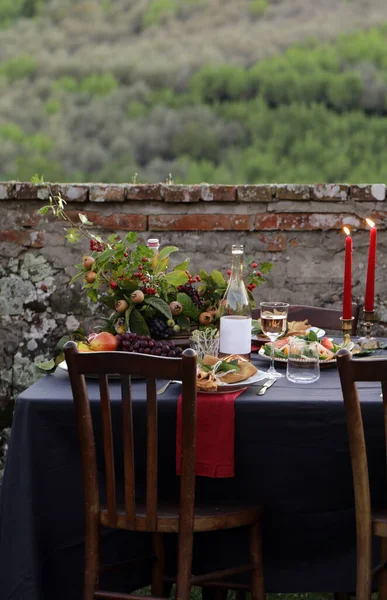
199,312,213,325
85,271,96,284
170,301,183,316
83,256,95,270
77,341,91,352
89,332,118,352
321,336,334,351
115,299,129,313
131,290,144,304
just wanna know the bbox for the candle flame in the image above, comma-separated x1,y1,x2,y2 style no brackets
366,218,375,228
343,226,351,236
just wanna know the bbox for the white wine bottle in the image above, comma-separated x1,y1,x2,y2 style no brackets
219,244,252,359
147,238,160,254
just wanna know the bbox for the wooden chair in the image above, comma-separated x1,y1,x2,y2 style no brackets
337,348,387,600
64,341,265,600
252,303,359,335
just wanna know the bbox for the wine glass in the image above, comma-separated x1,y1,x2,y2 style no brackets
260,302,289,379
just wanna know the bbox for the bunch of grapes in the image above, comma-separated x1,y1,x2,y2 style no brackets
147,317,171,339
116,333,183,357
177,284,205,308
89,239,104,252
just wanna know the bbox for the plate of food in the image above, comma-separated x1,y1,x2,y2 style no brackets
257,334,344,368
196,354,267,392
252,319,325,343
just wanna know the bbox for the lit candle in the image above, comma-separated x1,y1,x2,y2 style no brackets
364,218,377,312
343,227,352,319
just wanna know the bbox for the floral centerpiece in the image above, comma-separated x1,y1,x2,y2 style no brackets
35,177,272,363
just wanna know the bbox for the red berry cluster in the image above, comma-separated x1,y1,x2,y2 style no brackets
247,283,257,291
90,239,104,252
185,270,201,284
110,281,118,290
144,287,157,295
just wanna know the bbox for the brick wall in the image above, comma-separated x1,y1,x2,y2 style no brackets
1,181,387,421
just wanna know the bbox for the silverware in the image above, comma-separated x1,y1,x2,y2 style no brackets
157,380,181,395
256,379,276,395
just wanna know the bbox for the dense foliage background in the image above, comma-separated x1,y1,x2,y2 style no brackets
2,0,387,183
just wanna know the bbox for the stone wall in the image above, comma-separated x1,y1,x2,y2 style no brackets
1,181,387,424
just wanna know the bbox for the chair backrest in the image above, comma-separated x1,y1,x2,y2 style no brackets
64,341,197,532
252,303,359,335
337,348,387,580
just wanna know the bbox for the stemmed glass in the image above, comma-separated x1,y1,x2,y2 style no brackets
260,302,289,379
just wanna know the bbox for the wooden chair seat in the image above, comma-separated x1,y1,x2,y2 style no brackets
373,509,387,537
101,504,262,533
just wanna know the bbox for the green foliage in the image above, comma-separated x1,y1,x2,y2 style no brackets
250,0,268,18
44,98,62,115
53,76,78,92
80,73,118,96
0,55,37,81
143,0,178,27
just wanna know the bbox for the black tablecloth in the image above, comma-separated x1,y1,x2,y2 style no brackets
0,355,386,599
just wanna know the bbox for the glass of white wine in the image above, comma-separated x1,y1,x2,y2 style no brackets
260,302,289,379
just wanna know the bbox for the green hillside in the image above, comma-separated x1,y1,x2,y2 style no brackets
2,0,387,183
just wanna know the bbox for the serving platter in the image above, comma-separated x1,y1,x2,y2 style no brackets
257,347,336,368
251,326,325,344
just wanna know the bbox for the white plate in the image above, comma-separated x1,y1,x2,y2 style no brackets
258,347,336,367
216,370,267,387
252,326,325,341
308,327,325,338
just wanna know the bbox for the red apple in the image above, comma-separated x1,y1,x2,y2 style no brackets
89,332,118,352
83,255,95,270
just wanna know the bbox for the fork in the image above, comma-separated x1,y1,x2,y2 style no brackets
156,380,182,395
256,379,276,395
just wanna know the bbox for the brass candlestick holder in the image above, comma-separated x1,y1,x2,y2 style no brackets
358,309,379,349
340,316,354,346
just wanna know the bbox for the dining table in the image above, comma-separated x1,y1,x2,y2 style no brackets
0,348,386,600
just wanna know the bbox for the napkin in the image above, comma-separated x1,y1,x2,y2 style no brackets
176,388,245,478
251,342,261,352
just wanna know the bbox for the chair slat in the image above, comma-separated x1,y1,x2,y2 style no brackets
99,374,117,526
146,377,158,530
121,375,136,528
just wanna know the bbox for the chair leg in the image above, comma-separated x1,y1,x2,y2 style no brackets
379,537,387,600
152,532,165,597
214,589,228,600
84,515,100,600
249,521,265,600
235,592,246,600
176,529,194,600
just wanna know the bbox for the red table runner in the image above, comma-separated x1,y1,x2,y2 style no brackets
176,388,245,478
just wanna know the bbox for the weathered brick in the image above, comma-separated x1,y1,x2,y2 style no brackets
254,213,364,231
350,184,386,202
13,183,49,201
89,184,125,203
0,229,45,246
51,184,88,203
311,184,348,202
201,185,236,202
149,214,251,231
0,182,14,201
275,185,310,201
237,185,273,202
162,185,201,203
66,211,146,231
256,233,287,251
125,184,163,201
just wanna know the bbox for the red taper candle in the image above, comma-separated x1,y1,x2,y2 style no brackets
343,227,352,319
364,218,377,312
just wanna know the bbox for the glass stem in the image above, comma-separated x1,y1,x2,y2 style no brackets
270,339,275,371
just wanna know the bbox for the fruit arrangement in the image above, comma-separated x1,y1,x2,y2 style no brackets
36,180,272,346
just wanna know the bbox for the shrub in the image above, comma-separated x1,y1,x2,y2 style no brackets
249,0,268,18
143,0,178,27
0,55,37,81
80,73,119,96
